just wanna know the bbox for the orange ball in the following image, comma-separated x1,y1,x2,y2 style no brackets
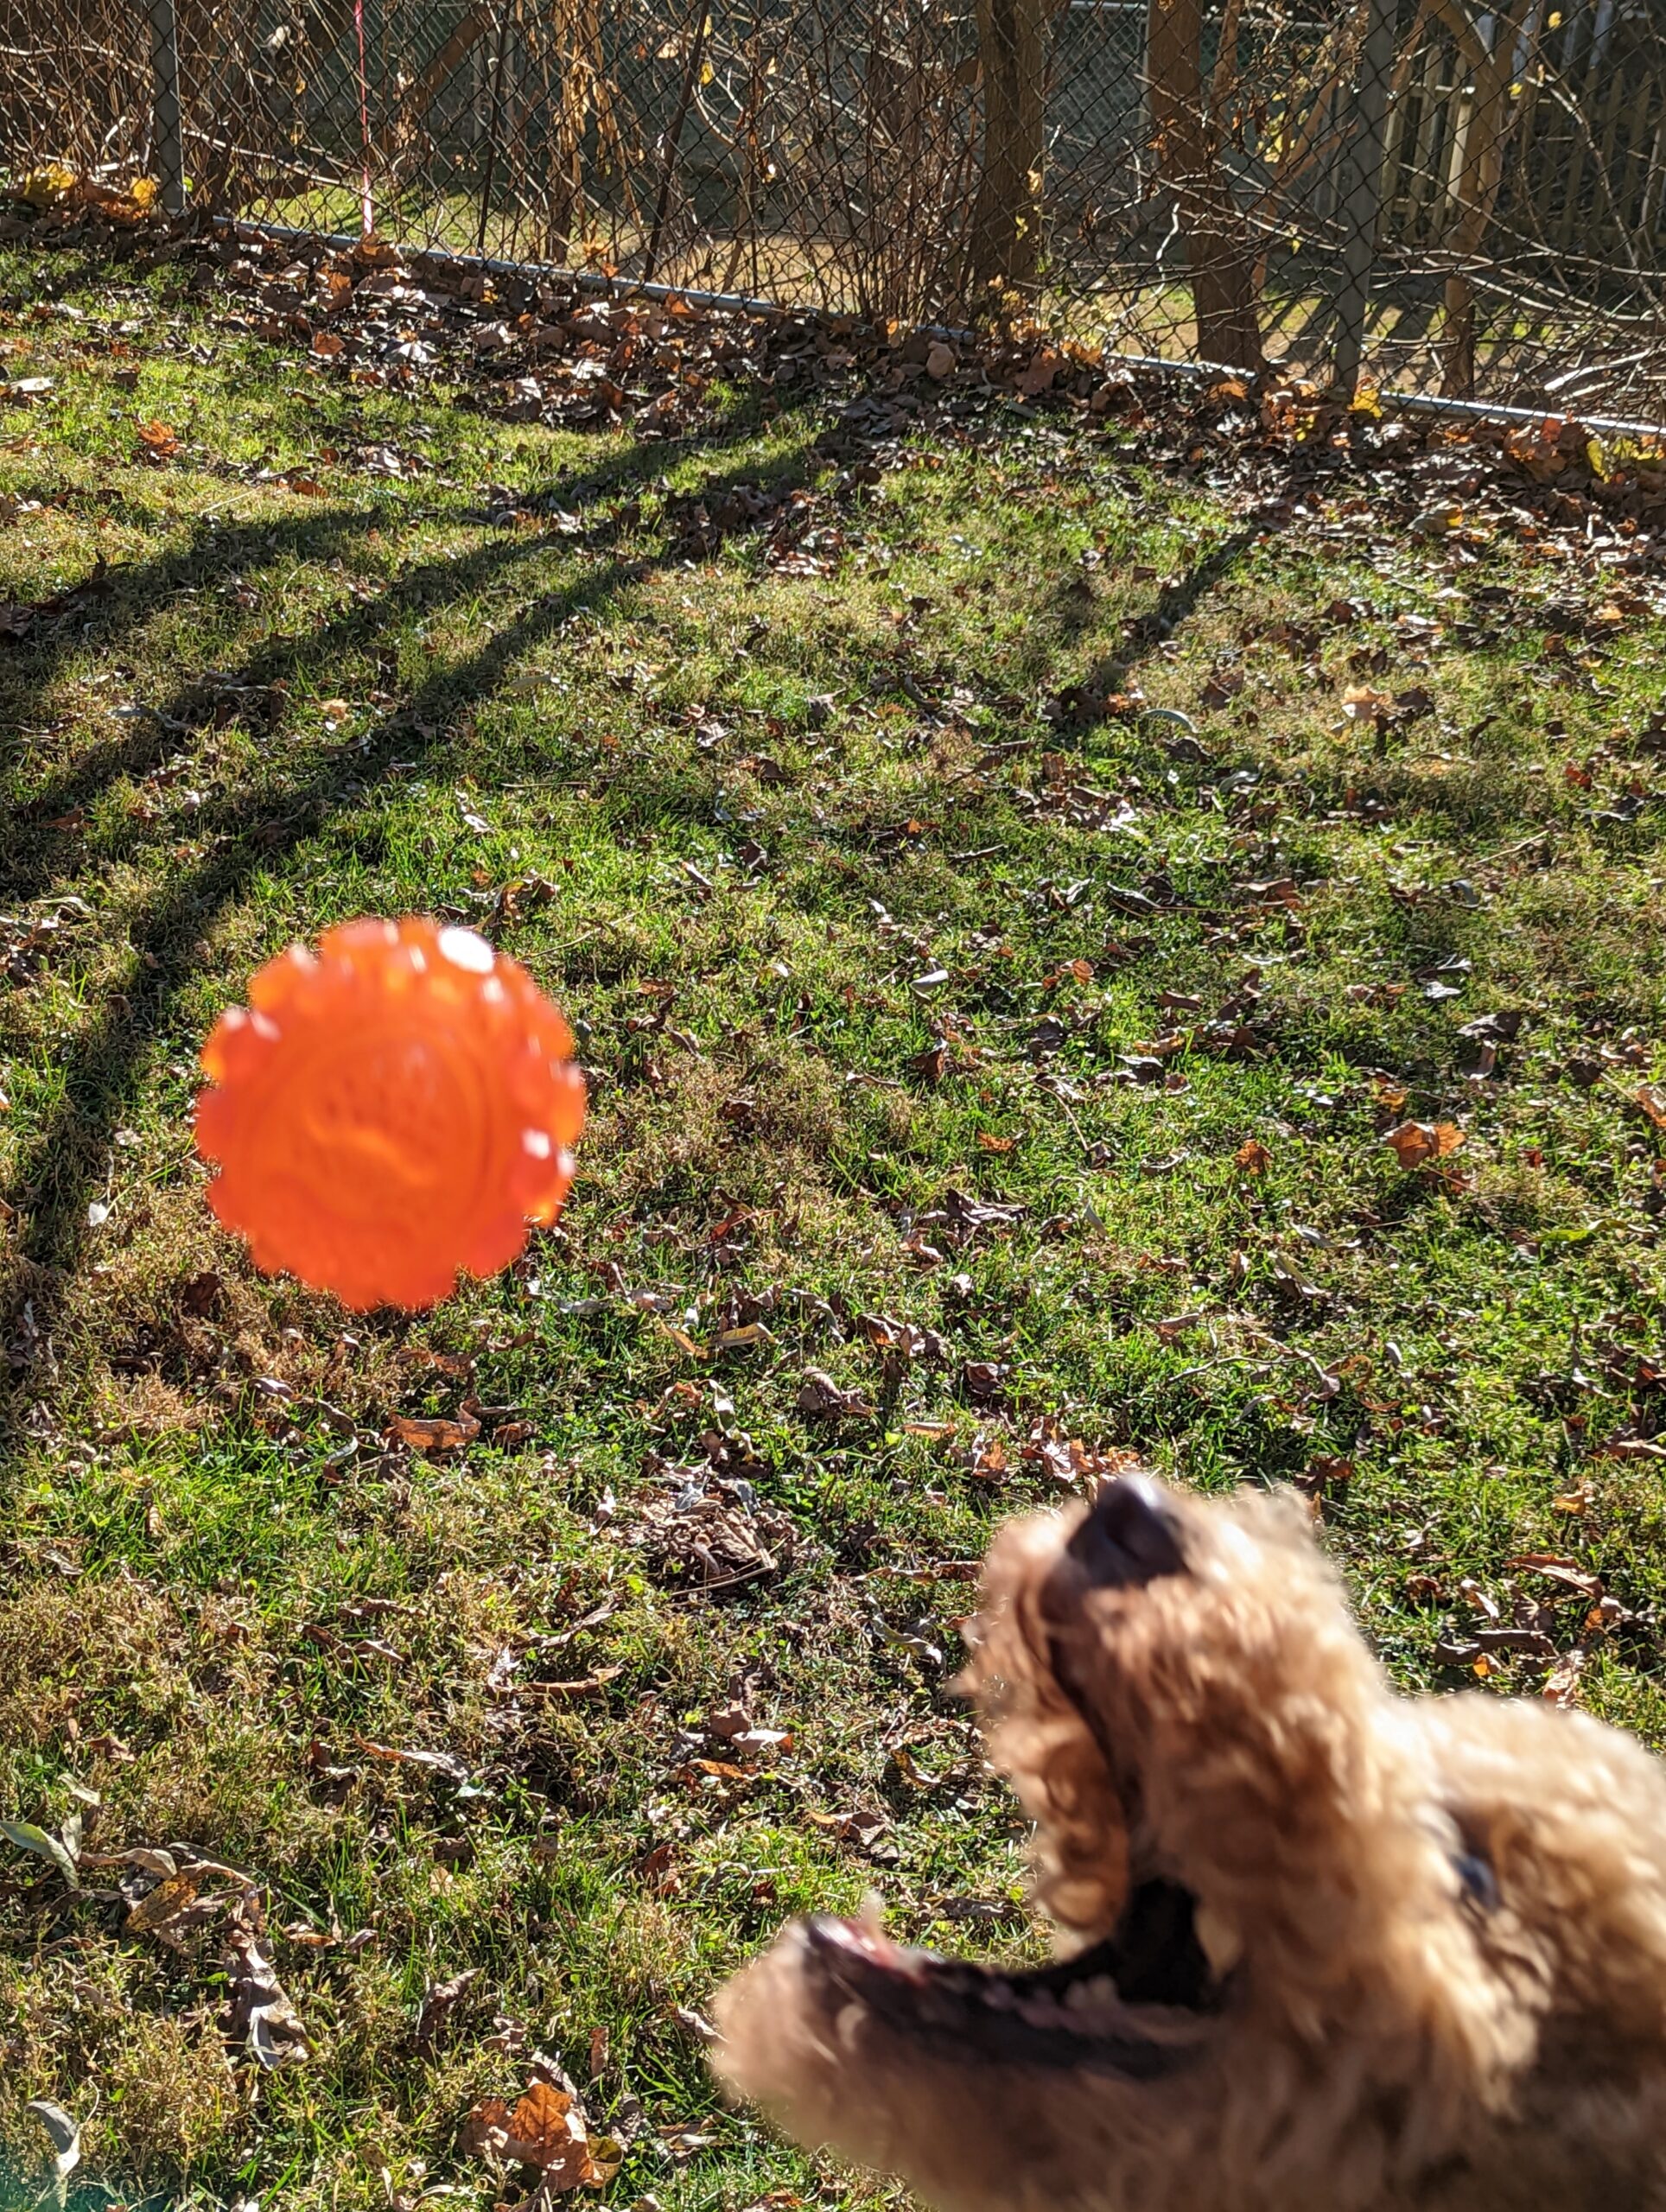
194,916,585,1311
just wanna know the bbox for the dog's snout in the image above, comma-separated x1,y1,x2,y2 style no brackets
1067,1475,1186,1588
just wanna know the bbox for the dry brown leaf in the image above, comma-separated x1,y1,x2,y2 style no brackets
399,1346,475,1379
226,1918,308,2069
796,1369,872,1420
1154,1312,1205,1344
24,2099,79,2184
1383,1120,1465,1170
461,2080,599,2187
136,418,180,457
1542,1649,1587,1707
1234,1138,1271,1174
1303,1455,1356,1489
1634,1083,1666,1129
976,1130,1016,1154
517,1666,624,1699
1014,348,1063,397
353,1738,472,1784
1509,1553,1603,1599
414,1966,480,2052
709,1321,776,1355
178,1269,222,1315
1340,683,1390,722
1237,876,1303,912
967,1433,1008,1479
385,1413,480,1452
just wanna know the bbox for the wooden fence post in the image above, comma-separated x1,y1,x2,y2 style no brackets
1146,0,1263,369
148,0,188,215
1330,0,1397,396
969,0,1049,305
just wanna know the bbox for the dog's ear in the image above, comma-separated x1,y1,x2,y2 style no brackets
965,1511,1131,1939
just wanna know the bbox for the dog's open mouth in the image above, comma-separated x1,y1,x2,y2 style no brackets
802,1877,1225,2077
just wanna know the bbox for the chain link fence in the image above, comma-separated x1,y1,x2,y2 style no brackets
4,0,1665,418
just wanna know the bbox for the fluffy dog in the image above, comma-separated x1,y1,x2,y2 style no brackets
713,1475,1666,2210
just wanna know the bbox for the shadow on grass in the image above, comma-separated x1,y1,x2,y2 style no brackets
0,390,822,907
0,399,827,1423
1,404,1409,1423
1091,524,1261,687
3,504,389,876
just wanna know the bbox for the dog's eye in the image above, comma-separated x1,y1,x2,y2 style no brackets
1067,1476,1187,1587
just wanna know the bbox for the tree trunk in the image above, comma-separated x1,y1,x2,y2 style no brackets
1146,0,1263,369
969,0,1048,304
1440,17,1517,396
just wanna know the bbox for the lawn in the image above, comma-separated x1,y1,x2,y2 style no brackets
2,228,1665,2212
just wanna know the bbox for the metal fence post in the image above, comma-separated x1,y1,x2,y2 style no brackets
1330,0,1398,397
148,0,188,216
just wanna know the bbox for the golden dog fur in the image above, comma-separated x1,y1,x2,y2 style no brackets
713,1476,1666,2210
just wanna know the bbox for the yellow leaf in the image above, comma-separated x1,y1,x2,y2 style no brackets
125,1869,203,1933
22,163,77,207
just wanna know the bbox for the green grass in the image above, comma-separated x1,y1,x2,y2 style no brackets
3,238,1665,2211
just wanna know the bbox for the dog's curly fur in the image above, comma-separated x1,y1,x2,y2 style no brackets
713,1477,1666,2211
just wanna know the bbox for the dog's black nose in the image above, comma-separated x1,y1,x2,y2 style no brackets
1067,1475,1186,1587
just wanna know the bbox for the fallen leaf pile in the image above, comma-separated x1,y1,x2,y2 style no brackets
5,197,1665,540
631,1465,799,1589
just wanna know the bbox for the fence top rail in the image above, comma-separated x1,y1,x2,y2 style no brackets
222,218,1666,442
16,0,1666,420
